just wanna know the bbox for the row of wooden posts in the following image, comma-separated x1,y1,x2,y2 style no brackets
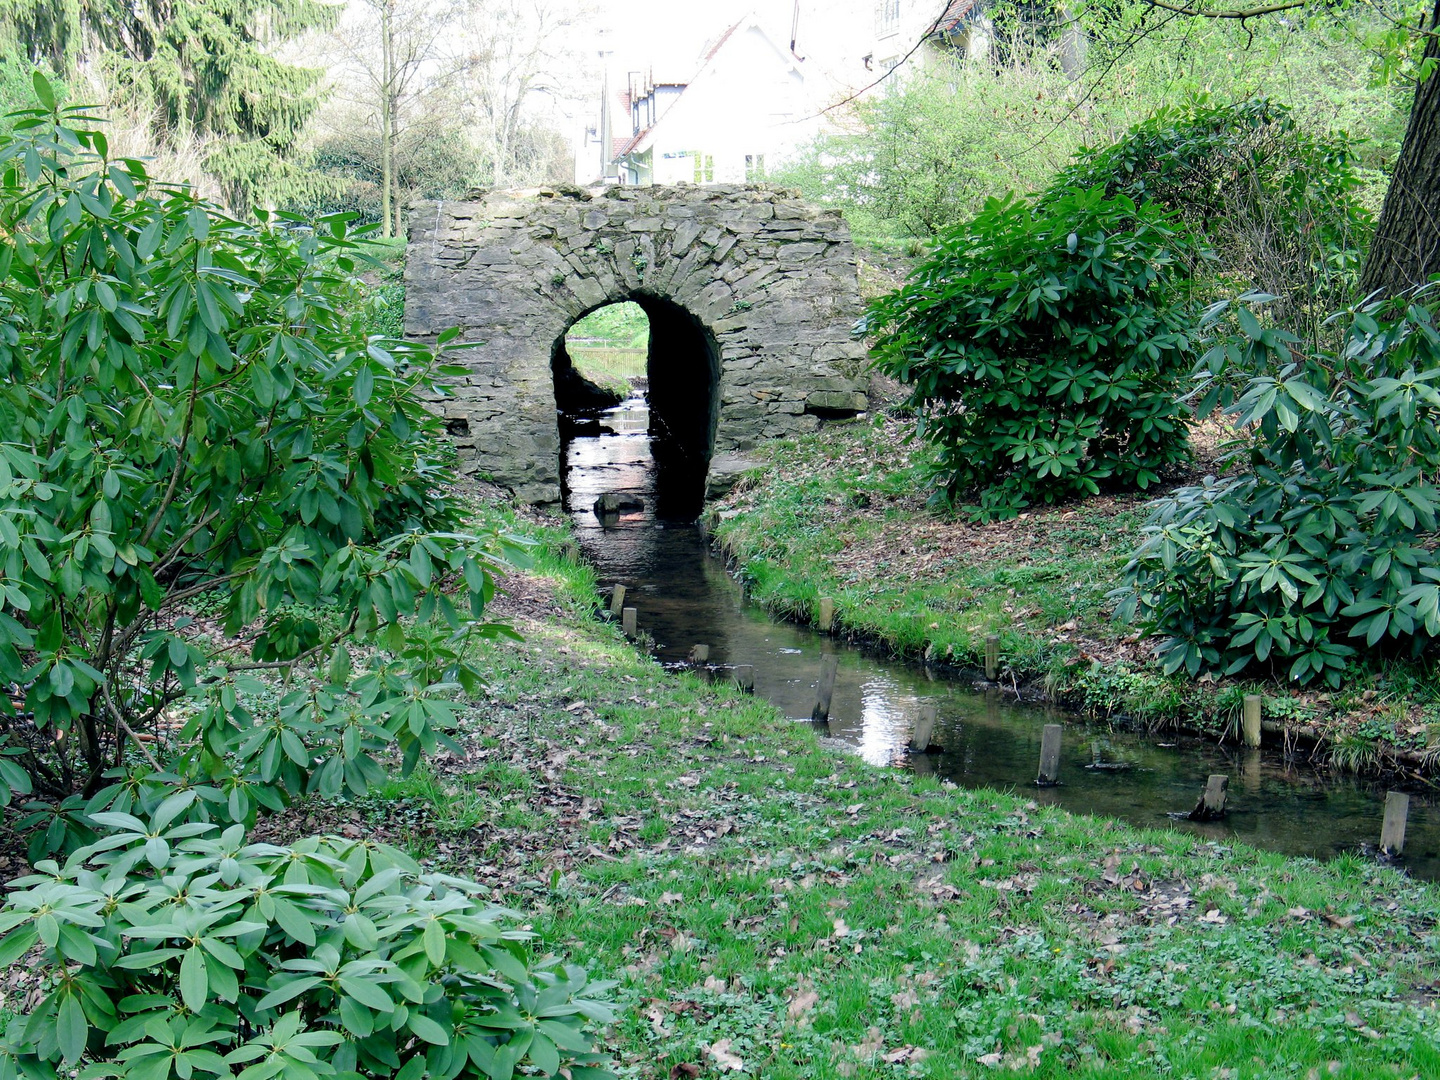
610,584,1415,859
610,583,754,691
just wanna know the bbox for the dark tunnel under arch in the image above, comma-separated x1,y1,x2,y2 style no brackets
550,293,721,520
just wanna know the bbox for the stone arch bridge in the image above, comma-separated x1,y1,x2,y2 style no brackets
405,184,869,504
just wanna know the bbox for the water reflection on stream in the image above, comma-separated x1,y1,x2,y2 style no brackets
560,394,1440,881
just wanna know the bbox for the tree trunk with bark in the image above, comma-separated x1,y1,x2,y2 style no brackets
1360,1,1440,297
380,0,395,239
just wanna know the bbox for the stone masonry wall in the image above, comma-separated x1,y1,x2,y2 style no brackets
405,184,869,504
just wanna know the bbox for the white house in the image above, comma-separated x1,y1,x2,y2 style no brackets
574,2,993,188
815,0,988,89
578,14,820,185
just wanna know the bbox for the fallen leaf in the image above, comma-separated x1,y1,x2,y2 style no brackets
787,989,819,1020
891,988,920,1011
883,1046,929,1064
853,1027,884,1061
706,1039,746,1072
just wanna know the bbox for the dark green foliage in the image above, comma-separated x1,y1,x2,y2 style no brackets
290,123,484,230
1053,99,1373,336
0,84,617,1080
0,799,616,1080
1116,290,1440,687
0,52,58,122
868,187,1200,517
0,0,338,210
365,281,406,339
0,82,514,855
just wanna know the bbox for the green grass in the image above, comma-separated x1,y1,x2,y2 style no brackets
568,345,647,395
709,414,1138,678
566,302,650,395
367,516,1440,1078
568,301,649,350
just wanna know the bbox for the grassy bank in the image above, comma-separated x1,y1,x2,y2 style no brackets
5,494,1439,1076
710,415,1440,774
293,509,1440,1077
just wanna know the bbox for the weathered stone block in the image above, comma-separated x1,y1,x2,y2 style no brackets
407,185,866,504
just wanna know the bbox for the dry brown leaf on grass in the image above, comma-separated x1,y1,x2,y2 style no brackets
786,987,820,1021
853,1027,885,1061
705,1039,746,1072
891,987,920,1009
882,1046,930,1064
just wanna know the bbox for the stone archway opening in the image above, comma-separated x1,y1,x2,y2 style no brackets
551,294,720,522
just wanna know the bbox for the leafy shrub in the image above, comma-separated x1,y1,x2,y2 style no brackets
0,795,616,1080
1116,290,1440,687
868,186,1200,516
0,78,515,858
286,121,485,230
1053,98,1373,340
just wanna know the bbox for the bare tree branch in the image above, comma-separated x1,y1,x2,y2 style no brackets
1141,0,1305,18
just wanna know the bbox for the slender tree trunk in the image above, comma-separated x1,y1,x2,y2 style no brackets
380,0,395,239
1360,0,1440,297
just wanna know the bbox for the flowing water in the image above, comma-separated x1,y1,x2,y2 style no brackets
560,393,1440,881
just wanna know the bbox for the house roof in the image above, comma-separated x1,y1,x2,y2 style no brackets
698,21,741,65
608,15,806,164
933,0,979,34
613,131,649,158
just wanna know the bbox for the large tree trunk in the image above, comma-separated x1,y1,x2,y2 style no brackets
380,0,395,239
1360,0,1440,297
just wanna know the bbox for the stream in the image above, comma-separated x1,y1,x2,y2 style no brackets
560,392,1440,882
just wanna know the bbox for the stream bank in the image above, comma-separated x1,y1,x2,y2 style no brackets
321,510,1440,1078
550,391,1440,881
709,411,1440,781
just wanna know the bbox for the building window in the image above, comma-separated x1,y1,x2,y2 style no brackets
745,154,766,181
693,153,714,183
876,0,901,38
880,55,901,71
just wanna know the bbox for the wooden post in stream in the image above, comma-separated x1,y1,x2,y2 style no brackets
1242,695,1262,748
985,635,1000,681
1036,724,1062,786
622,607,637,640
688,644,709,665
910,704,938,753
1380,791,1410,856
818,597,835,634
734,665,755,693
812,654,839,723
1188,775,1229,821
610,584,627,617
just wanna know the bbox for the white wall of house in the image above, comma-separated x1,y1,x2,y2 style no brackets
626,22,814,185
792,0,987,95
575,2,988,187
